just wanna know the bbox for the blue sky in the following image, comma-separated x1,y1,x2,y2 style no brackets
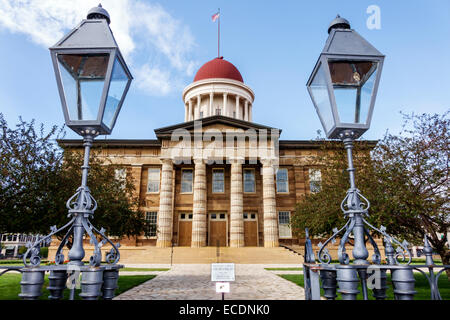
0,0,449,141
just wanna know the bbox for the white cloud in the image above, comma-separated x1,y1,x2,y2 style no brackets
134,64,172,96
0,0,198,96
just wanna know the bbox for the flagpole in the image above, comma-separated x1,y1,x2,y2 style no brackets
218,8,220,57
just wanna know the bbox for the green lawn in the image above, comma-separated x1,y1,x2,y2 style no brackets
265,267,303,271
0,273,155,300
280,273,450,300
121,267,170,272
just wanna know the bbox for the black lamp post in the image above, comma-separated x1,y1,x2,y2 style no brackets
19,4,132,300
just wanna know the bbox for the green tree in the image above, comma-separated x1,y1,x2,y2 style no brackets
0,113,147,243
292,112,449,277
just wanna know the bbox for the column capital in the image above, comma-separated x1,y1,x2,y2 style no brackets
260,158,276,167
193,158,204,165
160,157,174,166
228,156,245,164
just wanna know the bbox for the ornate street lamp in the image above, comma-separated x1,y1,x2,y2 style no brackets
50,4,132,136
18,4,132,300
303,16,449,301
306,15,384,140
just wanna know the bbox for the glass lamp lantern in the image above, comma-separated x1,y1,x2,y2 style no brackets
49,4,133,136
306,16,384,139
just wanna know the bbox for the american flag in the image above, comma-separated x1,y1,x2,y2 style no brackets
212,12,220,22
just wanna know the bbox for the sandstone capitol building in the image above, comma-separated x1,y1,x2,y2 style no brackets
57,56,329,261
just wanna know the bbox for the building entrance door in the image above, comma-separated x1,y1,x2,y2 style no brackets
209,213,227,246
178,213,192,246
244,213,258,246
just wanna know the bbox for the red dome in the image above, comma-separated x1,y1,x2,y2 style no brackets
194,57,243,82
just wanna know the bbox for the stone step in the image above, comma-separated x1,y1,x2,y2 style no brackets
48,246,304,264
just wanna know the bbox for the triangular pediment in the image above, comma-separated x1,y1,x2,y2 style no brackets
154,115,281,139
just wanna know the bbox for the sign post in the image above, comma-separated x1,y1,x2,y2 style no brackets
211,263,235,300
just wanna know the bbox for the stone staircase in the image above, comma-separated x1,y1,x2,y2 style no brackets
49,246,305,264
280,244,305,258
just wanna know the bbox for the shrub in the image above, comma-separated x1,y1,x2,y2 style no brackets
40,247,48,258
18,246,27,255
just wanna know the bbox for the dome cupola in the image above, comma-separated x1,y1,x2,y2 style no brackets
194,57,243,83
183,57,254,122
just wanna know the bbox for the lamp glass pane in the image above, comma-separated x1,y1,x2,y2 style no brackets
359,65,378,125
328,60,378,125
103,57,129,129
309,63,334,133
57,53,109,122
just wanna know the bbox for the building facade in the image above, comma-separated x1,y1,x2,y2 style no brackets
0,234,41,257
60,57,327,248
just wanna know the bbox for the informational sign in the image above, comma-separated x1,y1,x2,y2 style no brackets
211,263,235,282
215,282,230,293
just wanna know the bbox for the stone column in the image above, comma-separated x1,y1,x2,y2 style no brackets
249,104,252,122
192,158,207,247
244,100,249,121
230,158,244,247
209,92,213,117
261,159,279,247
223,93,228,116
188,99,193,121
196,95,201,119
185,104,188,122
156,159,174,247
235,95,240,119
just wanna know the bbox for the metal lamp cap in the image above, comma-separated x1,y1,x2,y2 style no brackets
328,15,351,34
87,3,111,24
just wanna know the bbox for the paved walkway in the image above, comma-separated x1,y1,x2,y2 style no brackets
115,264,305,300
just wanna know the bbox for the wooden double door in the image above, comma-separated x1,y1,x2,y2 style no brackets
209,213,227,246
243,213,258,246
178,213,192,246
178,212,257,247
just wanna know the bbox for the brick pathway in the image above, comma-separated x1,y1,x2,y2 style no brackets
115,264,305,300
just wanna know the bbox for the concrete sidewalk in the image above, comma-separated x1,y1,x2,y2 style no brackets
115,264,305,300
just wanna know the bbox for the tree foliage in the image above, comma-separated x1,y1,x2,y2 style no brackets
0,113,147,240
292,112,449,268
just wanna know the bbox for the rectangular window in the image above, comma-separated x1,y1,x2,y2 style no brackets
200,111,204,118
243,169,255,193
212,169,225,193
114,168,127,189
276,168,289,193
145,212,158,237
181,169,193,193
147,168,160,193
216,108,221,116
309,168,322,193
243,213,257,220
179,213,193,220
278,211,292,238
